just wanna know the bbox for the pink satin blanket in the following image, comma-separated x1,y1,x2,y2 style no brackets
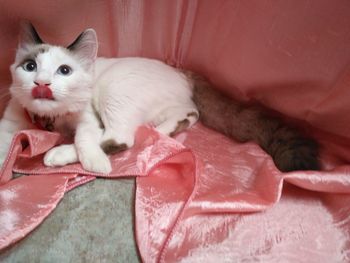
1,0,350,261
1,124,350,262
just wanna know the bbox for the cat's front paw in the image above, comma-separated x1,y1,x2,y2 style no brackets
78,150,112,174
44,144,79,167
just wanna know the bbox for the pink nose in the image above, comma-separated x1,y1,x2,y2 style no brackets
32,85,54,100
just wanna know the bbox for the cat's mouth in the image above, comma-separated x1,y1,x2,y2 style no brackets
32,85,55,100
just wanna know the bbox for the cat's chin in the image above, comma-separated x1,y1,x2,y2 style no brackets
23,99,85,117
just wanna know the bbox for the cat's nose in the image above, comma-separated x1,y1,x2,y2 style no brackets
34,81,51,86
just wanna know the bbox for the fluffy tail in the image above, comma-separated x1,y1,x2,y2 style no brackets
185,71,320,172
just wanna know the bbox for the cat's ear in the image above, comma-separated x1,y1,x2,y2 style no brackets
67,29,98,61
18,21,44,48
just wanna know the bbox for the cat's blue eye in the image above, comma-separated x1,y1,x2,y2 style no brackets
22,60,37,72
57,65,72,76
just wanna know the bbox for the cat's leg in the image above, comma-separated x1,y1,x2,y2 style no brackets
98,102,139,154
99,121,138,155
154,106,199,136
75,103,112,174
44,144,78,167
0,99,31,168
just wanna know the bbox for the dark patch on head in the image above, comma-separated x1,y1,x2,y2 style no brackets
37,46,49,54
170,119,190,137
18,45,50,67
101,140,128,155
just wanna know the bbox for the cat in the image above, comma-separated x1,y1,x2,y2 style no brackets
188,73,320,172
0,23,319,175
0,23,198,174
0,23,95,169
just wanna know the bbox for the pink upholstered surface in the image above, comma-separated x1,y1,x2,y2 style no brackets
0,0,350,262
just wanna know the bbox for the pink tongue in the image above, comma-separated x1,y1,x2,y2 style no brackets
32,85,53,100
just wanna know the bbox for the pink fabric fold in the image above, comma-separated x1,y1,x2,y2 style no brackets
0,174,76,250
0,0,350,261
137,124,350,262
0,126,188,252
1,124,350,262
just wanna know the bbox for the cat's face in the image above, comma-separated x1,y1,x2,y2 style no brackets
10,24,98,117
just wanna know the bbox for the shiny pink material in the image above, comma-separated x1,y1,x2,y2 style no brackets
0,174,75,249
137,124,350,262
0,0,350,261
0,124,350,261
0,126,186,250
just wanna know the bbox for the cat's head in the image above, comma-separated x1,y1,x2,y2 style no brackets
10,23,98,117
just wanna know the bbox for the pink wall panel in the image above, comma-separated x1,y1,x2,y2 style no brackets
0,0,349,139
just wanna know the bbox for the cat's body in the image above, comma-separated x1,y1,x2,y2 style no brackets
93,57,197,144
69,56,198,173
0,23,319,174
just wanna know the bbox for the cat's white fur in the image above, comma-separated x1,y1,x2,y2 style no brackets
0,25,198,174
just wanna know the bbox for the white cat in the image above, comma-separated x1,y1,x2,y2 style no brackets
1,23,320,175
0,23,198,174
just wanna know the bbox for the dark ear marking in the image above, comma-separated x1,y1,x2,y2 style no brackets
28,23,44,45
19,21,44,46
67,32,84,51
66,29,98,61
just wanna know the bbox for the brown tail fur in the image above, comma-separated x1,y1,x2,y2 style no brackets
186,71,320,172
